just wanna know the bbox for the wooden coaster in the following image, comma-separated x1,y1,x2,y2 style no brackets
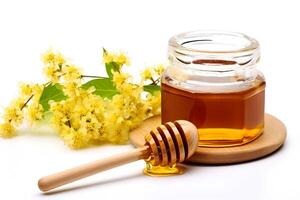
129,114,287,165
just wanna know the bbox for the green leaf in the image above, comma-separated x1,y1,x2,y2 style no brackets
105,62,120,78
39,84,66,111
143,84,161,95
82,78,118,99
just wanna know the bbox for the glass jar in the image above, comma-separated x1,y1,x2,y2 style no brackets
161,30,266,147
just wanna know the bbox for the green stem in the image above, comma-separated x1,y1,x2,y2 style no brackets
81,75,106,79
150,78,160,85
21,95,33,110
150,77,157,85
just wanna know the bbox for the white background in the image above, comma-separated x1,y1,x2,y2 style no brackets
0,0,299,199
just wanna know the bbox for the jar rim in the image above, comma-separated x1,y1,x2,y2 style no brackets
168,30,261,72
169,30,259,54
165,30,262,93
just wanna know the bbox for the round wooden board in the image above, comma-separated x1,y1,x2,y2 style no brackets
129,114,287,165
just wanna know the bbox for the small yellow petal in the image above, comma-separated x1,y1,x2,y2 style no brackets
0,122,16,138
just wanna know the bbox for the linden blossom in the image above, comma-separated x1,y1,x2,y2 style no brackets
0,49,163,149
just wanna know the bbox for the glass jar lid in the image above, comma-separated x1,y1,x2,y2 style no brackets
168,30,260,72
165,30,262,93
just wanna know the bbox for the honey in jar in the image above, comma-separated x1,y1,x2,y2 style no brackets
161,30,266,147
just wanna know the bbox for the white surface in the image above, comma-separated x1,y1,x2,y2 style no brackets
0,0,299,199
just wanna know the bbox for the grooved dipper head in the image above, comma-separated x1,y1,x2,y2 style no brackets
145,120,198,166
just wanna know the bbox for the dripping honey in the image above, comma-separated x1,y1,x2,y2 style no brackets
161,76,266,147
144,160,185,176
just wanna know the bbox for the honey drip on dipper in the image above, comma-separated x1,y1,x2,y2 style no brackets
143,121,194,176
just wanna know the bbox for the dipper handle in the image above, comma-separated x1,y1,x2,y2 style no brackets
38,146,150,192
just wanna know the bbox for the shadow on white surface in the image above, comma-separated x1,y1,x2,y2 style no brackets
17,124,57,137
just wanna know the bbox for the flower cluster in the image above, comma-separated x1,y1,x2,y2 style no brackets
50,86,105,148
0,49,163,149
42,50,81,84
141,64,164,84
0,83,44,137
104,72,147,144
103,49,130,67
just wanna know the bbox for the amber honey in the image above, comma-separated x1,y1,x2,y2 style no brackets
144,160,185,176
161,76,265,147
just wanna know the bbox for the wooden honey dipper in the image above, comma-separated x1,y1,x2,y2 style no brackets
38,120,198,192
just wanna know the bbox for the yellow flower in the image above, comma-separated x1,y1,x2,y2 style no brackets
12,97,26,110
141,64,165,81
62,82,81,98
103,75,147,144
62,65,82,83
41,50,65,65
103,52,114,64
41,51,56,64
103,50,130,66
146,93,161,116
141,67,153,80
112,72,129,86
3,105,24,125
20,83,33,96
19,84,43,100
42,50,69,83
31,84,44,100
0,122,16,138
44,64,61,83
27,103,44,122
116,53,130,66
55,53,65,65
50,86,105,148
154,64,165,75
